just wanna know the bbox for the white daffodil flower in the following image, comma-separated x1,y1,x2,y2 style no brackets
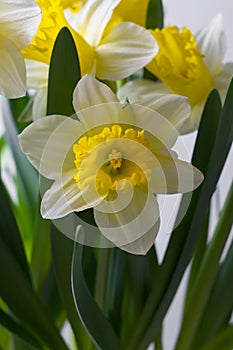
118,14,233,133
19,75,203,255
0,0,41,98
22,0,157,121
23,0,157,80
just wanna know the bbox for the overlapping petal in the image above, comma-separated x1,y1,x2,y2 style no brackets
18,115,84,179
0,36,26,98
0,0,41,97
196,14,226,76
94,189,160,254
0,0,41,50
95,22,158,80
73,0,121,46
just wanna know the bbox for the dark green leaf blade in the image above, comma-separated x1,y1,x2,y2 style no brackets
146,0,164,29
71,241,123,350
0,235,68,350
126,84,231,350
0,181,30,280
0,308,42,349
51,225,91,349
47,26,81,116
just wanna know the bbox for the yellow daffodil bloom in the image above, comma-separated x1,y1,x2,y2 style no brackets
22,0,157,80
118,15,233,133
0,0,41,98
19,75,203,255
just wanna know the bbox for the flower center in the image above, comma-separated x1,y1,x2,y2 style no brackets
108,149,123,170
147,26,214,105
73,124,152,196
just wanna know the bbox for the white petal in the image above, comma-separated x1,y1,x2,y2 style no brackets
150,156,204,194
73,75,120,111
73,75,122,130
195,14,226,75
95,22,158,80
131,94,190,130
26,60,49,89
41,172,103,219
117,79,171,103
18,115,84,179
32,86,47,120
0,0,41,50
214,62,233,100
94,189,160,254
0,36,26,98
71,0,121,46
120,103,180,149
179,104,204,134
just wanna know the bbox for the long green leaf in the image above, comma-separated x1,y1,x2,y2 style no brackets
146,0,164,29
175,183,233,349
47,26,80,116
2,99,38,213
51,225,91,349
71,241,123,350
0,235,68,350
193,239,233,348
200,326,233,350
0,181,30,280
46,25,91,348
0,308,42,349
126,83,232,349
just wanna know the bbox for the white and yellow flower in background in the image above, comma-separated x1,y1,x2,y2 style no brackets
19,75,203,255
0,0,41,98
118,14,233,133
22,0,156,121
22,0,157,80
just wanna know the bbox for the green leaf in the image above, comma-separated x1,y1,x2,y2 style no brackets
71,241,123,350
2,99,38,214
0,235,68,350
51,224,91,349
0,181,30,280
200,326,233,350
146,0,164,29
193,239,233,348
126,84,232,350
47,26,80,116
30,213,51,291
0,308,42,349
175,184,233,349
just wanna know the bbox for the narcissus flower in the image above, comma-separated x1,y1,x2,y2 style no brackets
0,0,41,98
118,14,233,133
19,75,203,255
22,0,157,80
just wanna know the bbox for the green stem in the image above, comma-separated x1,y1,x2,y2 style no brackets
94,248,111,312
175,183,233,350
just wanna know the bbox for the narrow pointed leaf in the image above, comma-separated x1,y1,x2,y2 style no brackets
199,326,233,350
2,99,38,212
0,309,42,349
126,83,233,349
71,241,123,350
47,27,81,116
51,225,91,349
146,0,164,29
0,236,68,350
0,181,30,279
